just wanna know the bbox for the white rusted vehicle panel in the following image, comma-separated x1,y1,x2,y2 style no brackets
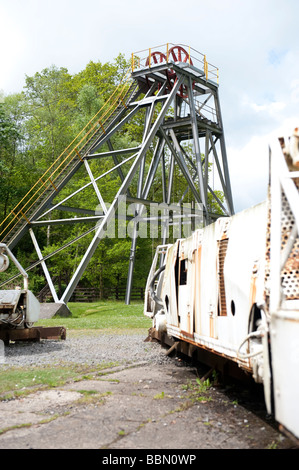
144,131,299,441
161,201,267,366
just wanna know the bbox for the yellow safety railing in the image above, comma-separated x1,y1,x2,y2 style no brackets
131,43,219,84
0,69,134,242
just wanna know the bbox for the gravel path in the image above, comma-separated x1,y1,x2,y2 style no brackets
0,329,172,369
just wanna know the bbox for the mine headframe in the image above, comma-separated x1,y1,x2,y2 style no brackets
0,44,234,304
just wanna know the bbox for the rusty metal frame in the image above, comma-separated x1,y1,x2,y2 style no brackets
0,326,66,345
269,138,299,313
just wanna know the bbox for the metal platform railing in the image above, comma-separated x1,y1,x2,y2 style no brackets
131,43,219,84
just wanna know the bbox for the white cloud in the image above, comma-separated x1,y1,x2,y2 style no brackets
0,0,298,213
291,79,299,103
243,98,286,115
228,117,299,213
0,4,26,93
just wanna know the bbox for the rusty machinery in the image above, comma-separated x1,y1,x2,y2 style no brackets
0,243,66,343
0,243,39,329
144,128,299,443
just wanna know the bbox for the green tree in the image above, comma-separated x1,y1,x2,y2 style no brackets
0,101,25,219
23,65,77,169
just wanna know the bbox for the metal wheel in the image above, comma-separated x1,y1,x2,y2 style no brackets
145,46,194,98
145,51,168,94
167,46,193,98
145,51,167,66
168,45,192,64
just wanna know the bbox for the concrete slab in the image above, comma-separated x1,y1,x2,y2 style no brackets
39,303,72,319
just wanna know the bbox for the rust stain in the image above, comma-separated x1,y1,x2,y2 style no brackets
209,314,215,338
249,263,258,307
175,332,252,372
180,329,194,339
217,237,228,316
196,245,202,335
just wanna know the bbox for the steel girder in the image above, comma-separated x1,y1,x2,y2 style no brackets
1,58,234,305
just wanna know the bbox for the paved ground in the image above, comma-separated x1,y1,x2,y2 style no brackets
0,357,297,451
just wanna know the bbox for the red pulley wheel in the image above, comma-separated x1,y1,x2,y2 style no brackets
145,51,167,66
145,46,194,99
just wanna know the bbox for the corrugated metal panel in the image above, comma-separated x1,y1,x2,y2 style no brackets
218,237,228,316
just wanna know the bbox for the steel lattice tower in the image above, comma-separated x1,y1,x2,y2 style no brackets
0,44,234,306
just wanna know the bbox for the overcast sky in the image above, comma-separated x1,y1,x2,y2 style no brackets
1,0,298,213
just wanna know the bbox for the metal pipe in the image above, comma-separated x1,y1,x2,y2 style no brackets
0,243,28,289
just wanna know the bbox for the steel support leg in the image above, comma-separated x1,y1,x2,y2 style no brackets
61,76,184,303
188,77,208,213
29,228,59,303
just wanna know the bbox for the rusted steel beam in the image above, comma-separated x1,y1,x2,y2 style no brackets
0,326,66,344
147,327,252,382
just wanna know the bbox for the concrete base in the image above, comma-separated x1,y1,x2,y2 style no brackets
39,302,72,319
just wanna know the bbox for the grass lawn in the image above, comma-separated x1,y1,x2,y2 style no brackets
35,300,152,332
